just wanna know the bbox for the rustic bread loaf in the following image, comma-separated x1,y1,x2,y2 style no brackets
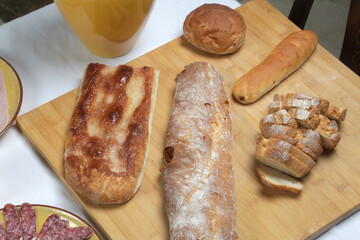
161,62,237,239
65,63,159,204
233,30,318,104
183,4,246,55
257,165,304,193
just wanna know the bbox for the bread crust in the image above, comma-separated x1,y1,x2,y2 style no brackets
233,30,318,104
65,63,159,204
183,4,246,55
257,165,303,193
161,62,237,239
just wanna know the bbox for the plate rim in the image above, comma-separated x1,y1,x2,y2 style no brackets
0,56,23,136
0,203,101,239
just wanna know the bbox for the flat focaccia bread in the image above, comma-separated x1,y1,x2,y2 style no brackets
161,62,237,239
65,63,159,204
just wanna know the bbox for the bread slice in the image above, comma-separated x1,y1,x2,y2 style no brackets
298,129,323,157
267,94,284,113
261,124,323,160
259,109,299,131
284,93,329,113
257,165,303,193
283,93,346,122
287,107,320,129
314,115,341,150
261,136,315,168
325,104,347,121
255,136,310,178
269,93,346,121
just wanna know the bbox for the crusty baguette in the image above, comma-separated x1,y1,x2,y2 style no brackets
233,30,318,104
255,136,310,178
257,165,303,193
65,63,159,204
161,62,237,239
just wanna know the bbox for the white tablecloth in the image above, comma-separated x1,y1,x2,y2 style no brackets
0,0,359,239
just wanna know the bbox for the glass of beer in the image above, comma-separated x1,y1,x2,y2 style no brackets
54,0,155,58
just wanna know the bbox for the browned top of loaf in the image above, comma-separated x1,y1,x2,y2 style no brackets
183,4,246,54
65,63,156,204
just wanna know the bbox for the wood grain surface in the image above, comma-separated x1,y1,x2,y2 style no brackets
16,0,360,239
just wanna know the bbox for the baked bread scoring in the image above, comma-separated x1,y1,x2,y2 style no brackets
65,63,159,204
183,4,246,55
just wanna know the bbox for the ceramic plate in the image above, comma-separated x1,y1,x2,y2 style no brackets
0,57,23,136
0,204,101,239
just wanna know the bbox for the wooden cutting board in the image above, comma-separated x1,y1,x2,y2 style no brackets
16,0,360,239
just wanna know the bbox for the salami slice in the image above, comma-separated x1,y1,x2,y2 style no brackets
64,227,94,240
3,204,21,240
0,222,7,240
37,215,68,240
41,226,93,240
36,214,60,239
20,203,37,240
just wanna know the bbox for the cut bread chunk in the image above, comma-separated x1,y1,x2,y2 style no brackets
283,93,329,114
268,94,284,113
255,136,310,178
287,107,320,129
259,109,298,131
314,115,341,150
298,128,323,158
260,136,315,168
257,165,303,193
325,104,347,121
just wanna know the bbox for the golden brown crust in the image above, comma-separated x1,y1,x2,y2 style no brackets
233,31,318,104
183,4,246,55
161,62,237,239
65,63,158,204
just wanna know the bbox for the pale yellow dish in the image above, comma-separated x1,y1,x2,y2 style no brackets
0,204,100,239
0,57,22,136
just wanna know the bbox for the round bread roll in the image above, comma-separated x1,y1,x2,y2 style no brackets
183,3,246,55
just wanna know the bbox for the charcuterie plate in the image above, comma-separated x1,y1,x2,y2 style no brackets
0,204,100,239
0,57,22,136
